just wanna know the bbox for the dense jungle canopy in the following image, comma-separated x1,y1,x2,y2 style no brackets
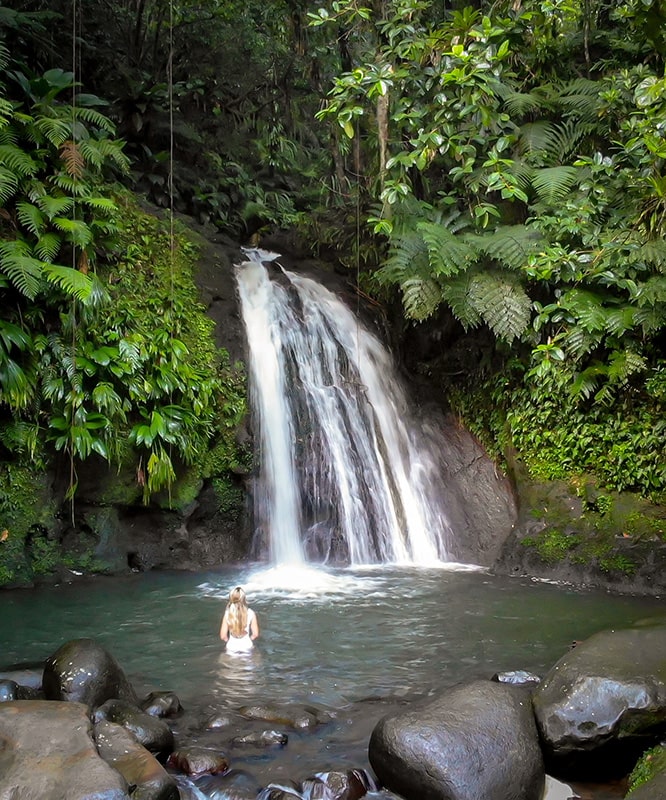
0,0,664,582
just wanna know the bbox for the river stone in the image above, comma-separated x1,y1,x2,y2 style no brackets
94,720,179,800
140,690,183,717
532,623,666,780
193,770,262,799
167,746,230,777
43,637,138,710
238,703,318,729
301,768,376,799
231,729,288,746
93,698,175,756
368,679,545,800
0,699,129,800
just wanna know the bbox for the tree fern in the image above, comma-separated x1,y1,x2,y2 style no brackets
401,275,443,321
471,225,544,271
468,271,532,342
417,220,476,276
375,228,430,286
441,273,483,331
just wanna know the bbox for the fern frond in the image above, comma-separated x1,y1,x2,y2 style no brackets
16,201,45,236
471,225,544,270
441,273,483,331
41,264,94,302
606,307,636,337
499,88,546,118
36,194,74,219
80,138,130,172
607,350,647,383
632,239,666,268
0,239,44,299
530,166,579,204
60,140,85,178
401,275,442,320
0,165,19,203
571,363,605,399
515,121,562,160
0,143,38,176
376,229,430,286
564,326,602,358
82,195,118,215
33,116,71,146
72,106,116,132
635,305,665,334
564,289,609,332
417,220,475,276
558,78,602,123
549,119,592,161
52,217,93,247
468,272,532,342
34,232,62,262
48,173,87,195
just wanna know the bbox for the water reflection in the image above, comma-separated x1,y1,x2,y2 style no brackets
213,649,265,705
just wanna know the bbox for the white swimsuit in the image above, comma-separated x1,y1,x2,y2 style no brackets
225,608,256,654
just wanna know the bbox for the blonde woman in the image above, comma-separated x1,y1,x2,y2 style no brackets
220,586,259,654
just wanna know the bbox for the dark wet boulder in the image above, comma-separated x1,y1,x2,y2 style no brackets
0,699,129,800
231,729,288,747
301,769,376,800
93,698,174,756
0,678,39,701
43,638,138,710
140,690,183,718
167,746,230,777
532,623,666,780
94,719,179,800
368,679,544,800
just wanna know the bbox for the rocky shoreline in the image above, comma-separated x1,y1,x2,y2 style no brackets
1,620,665,800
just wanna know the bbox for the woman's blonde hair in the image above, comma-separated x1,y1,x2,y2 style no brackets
225,586,248,637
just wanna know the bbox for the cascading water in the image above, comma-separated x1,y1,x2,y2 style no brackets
235,249,453,566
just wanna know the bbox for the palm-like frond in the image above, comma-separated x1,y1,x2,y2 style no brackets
33,116,71,146
52,216,93,247
530,166,579,204
0,143,38,175
515,121,562,160
36,194,74,219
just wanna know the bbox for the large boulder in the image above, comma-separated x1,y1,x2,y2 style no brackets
532,622,666,780
94,720,179,800
368,679,544,800
0,700,129,800
42,638,138,711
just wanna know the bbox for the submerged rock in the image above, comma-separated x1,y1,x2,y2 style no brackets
167,746,230,777
140,690,183,718
369,679,544,800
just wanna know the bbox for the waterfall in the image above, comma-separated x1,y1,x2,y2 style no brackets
235,249,453,566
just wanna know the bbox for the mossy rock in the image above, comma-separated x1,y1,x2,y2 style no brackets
626,744,666,797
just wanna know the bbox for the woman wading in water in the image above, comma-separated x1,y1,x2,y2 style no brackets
220,586,259,654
